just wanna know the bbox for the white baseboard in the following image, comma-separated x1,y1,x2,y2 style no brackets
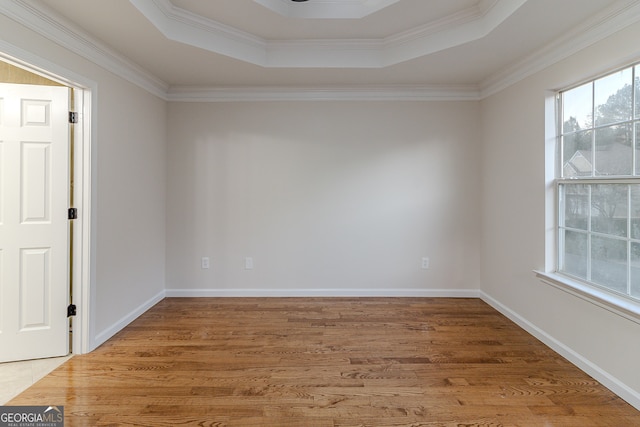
480,291,640,411
91,289,166,350
165,288,480,298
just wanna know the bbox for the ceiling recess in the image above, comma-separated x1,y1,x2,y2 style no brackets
253,0,403,19
128,0,528,68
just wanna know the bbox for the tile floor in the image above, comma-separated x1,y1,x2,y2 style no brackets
0,355,72,405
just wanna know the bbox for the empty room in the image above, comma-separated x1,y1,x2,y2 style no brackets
1,0,640,425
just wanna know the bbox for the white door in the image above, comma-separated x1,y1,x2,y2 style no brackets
0,83,70,362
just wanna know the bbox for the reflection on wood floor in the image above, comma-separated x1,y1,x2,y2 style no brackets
9,298,640,426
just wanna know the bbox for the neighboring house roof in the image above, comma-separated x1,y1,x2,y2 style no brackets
564,143,636,177
564,151,592,177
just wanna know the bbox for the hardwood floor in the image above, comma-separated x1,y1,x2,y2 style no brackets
8,298,640,426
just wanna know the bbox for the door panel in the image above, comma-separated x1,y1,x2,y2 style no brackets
22,142,52,223
20,248,51,330
0,83,69,362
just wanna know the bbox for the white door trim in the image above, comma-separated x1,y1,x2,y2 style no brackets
0,41,96,355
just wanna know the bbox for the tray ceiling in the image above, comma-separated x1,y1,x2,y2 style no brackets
130,0,526,68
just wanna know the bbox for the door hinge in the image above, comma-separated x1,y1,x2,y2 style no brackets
67,304,77,317
68,208,77,220
69,111,79,124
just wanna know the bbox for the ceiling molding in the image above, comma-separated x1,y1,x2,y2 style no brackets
166,85,482,102
130,0,267,67
2,0,640,102
0,0,168,99
382,0,525,66
480,0,640,98
252,0,402,19
129,0,527,68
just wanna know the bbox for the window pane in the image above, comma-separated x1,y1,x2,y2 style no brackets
631,242,640,298
591,184,628,237
591,235,627,293
631,185,640,239
563,82,592,132
561,229,588,279
594,124,632,176
635,65,640,119
595,68,633,126
636,122,640,175
563,130,592,177
561,184,589,230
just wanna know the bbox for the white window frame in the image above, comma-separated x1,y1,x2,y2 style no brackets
537,63,640,325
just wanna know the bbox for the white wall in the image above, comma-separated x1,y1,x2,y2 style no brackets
481,22,640,405
0,14,167,350
166,101,481,295
92,73,166,343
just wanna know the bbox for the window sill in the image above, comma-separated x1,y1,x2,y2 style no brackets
534,271,640,325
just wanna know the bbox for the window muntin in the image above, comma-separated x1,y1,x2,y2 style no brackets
558,63,640,302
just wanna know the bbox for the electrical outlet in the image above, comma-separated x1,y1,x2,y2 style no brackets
421,257,430,269
201,257,210,269
245,257,254,270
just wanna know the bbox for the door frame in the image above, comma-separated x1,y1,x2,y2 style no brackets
0,42,95,355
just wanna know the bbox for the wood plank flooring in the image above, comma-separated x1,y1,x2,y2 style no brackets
8,298,640,426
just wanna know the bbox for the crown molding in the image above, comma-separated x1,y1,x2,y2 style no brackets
480,0,640,98
131,0,267,67
2,0,640,102
382,0,525,65
129,0,526,68
0,0,168,99
166,85,482,102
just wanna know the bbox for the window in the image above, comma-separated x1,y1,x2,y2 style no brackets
557,63,640,302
